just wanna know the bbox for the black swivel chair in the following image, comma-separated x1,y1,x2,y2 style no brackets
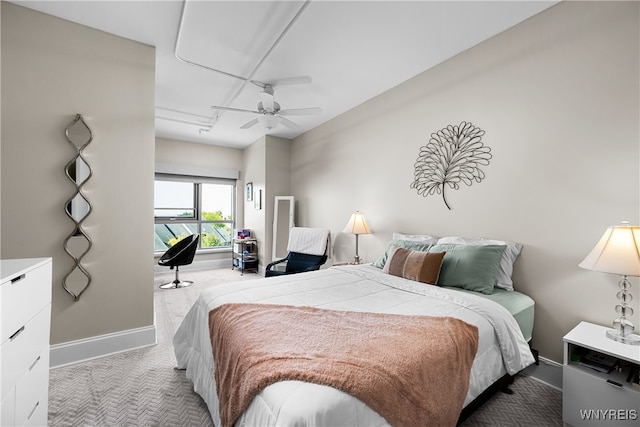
265,227,329,278
158,234,200,289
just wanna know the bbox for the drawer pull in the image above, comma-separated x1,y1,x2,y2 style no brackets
10,273,25,284
29,355,41,371
9,325,25,340
27,401,39,420
606,379,622,388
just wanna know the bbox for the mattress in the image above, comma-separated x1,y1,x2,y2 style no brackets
442,286,535,342
173,264,535,427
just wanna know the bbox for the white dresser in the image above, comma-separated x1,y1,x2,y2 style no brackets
1,258,52,427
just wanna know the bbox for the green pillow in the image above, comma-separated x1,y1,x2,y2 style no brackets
429,244,506,294
373,239,433,268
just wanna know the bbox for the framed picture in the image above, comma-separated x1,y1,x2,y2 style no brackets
254,189,262,210
246,182,253,201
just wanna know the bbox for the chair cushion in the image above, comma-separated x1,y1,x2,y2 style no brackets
158,234,199,267
285,252,327,273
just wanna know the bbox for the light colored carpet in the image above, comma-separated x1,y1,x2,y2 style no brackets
48,267,562,426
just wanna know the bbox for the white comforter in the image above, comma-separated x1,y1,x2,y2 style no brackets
173,265,535,427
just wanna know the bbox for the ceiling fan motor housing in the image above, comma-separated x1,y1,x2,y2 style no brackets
258,101,280,114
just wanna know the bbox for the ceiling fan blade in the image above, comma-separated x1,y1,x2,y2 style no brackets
240,118,259,129
279,117,300,129
270,76,312,85
278,107,322,116
211,105,260,115
252,76,312,87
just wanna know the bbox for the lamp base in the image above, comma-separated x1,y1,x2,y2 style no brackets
606,329,640,345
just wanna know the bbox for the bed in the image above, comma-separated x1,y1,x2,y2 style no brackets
173,259,535,426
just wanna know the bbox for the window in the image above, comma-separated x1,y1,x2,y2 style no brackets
154,175,235,252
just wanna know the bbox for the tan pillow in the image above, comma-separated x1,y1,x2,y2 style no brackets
383,246,446,284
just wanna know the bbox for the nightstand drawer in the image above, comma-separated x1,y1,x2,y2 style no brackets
1,261,51,343
563,365,639,426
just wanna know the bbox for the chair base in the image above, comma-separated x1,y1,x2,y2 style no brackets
159,280,194,289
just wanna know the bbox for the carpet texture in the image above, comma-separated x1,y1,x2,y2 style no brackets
48,267,562,426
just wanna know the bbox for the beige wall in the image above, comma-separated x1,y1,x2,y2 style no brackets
243,137,267,267
241,135,292,267
291,1,640,362
1,3,155,344
155,137,244,171
264,136,291,263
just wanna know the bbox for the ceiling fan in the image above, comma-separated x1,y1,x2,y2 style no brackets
211,81,322,130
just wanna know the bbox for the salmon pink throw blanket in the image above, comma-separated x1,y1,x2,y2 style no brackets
208,303,478,427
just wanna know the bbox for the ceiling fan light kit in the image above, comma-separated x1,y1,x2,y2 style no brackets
211,82,322,131
258,115,281,130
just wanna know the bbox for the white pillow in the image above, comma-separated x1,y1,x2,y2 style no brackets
392,232,439,245
436,236,522,291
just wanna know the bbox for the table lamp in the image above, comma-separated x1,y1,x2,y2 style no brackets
343,211,371,264
579,222,640,345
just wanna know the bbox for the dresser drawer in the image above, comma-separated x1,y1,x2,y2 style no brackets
16,348,50,426
0,305,51,397
1,388,16,426
1,261,52,344
23,391,48,427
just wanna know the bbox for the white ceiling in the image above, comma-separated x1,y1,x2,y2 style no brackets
13,0,558,149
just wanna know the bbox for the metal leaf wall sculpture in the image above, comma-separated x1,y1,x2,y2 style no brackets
410,121,491,210
63,114,93,301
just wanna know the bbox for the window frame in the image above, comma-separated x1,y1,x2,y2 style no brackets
153,180,197,220
154,174,236,254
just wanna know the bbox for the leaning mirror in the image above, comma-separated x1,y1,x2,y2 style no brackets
272,196,295,261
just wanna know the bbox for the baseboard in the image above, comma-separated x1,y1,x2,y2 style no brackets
154,259,265,276
50,325,157,369
521,355,563,390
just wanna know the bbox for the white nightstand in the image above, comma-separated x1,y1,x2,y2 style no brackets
563,321,640,426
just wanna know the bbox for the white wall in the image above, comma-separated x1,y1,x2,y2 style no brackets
290,1,639,362
1,3,155,345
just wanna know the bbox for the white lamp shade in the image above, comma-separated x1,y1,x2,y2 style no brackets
579,224,640,276
343,211,371,235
